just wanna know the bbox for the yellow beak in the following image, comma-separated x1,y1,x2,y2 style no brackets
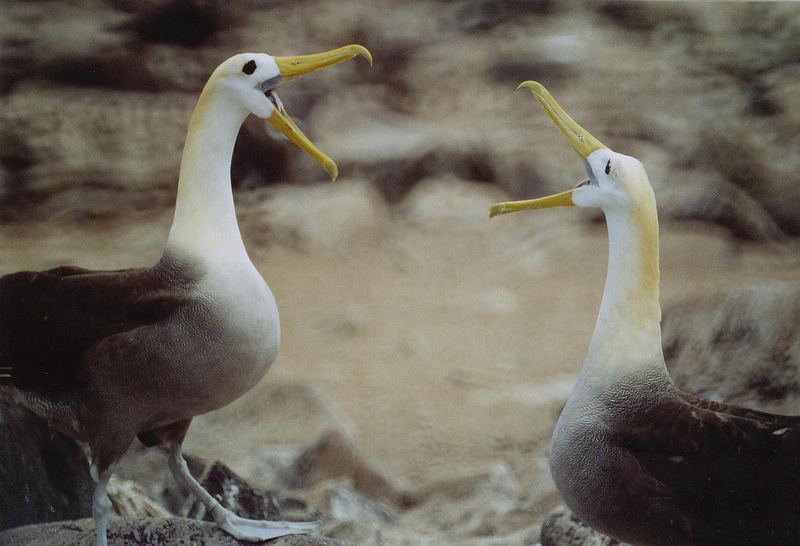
489,81,604,218
274,44,372,78
489,189,575,218
517,81,604,159
266,45,372,181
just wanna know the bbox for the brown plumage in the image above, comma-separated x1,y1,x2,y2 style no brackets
551,371,800,546
0,257,200,455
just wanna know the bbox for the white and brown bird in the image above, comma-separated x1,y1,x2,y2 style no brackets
0,44,371,545
490,82,800,546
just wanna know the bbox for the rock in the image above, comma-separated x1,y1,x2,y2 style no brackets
0,1,129,92
0,87,193,221
326,484,395,525
399,177,508,230
284,429,407,507
0,517,348,546
656,170,784,241
316,484,399,546
184,461,280,521
183,460,317,524
327,121,497,203
689,4,800,82
760,63,800,130
0,407,94,531
663,281,800,412
595,1,697,33
183,383,356,489
231,116,293,189
112,444,206,516
411,463,527,540
107,476,172,519
115,445,318,524
540,506,628,546
699,125,800,236
443,0,558,33
0,166,8,202
358,146,497,204
120,0,236,48
237,180,388,256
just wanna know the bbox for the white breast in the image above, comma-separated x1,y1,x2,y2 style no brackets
185,257,280,407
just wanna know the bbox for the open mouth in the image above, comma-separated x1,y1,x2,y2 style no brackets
260,44,372,181
262,76,338,180
260,75,284,108
265,90,279,109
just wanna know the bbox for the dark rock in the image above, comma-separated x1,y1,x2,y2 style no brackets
121,0,236,47
745,81,782,117
0,88,192,222
0,2,131,94
0,407,94,531
540,506,628,546
179,459,319,525
656,170,785,241
694,4,800,81
700,127,800,236
232,116,292,189
184,461,282,522
0,517,348,546
343,26,417,114
344,146,496,203
0,127,34,175
487,60,575,86
663,281,800,411
445,0,558,33
596,1,697,33
38,50,162,92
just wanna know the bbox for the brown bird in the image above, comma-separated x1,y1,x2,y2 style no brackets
0,44,371,546
490,82,800,546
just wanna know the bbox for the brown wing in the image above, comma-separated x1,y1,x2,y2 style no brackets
616,391,800,545
0,263,196,395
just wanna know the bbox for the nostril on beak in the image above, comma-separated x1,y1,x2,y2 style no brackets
574,179,591,189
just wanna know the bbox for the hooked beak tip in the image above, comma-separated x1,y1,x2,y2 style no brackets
325,160,339,181
488,204,506,219
516,80,542,94
356,45,374,67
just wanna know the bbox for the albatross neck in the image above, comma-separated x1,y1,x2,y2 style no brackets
581,199,668,388
165,88,250,264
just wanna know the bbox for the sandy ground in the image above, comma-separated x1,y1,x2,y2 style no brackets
2,189,797,532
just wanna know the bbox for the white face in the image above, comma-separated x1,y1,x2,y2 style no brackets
571,148,652,213
212,53,282,119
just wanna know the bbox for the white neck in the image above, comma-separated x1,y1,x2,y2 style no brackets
165,86,250,263
580,202,666,387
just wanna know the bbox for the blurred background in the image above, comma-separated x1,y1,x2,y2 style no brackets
1,1,799,545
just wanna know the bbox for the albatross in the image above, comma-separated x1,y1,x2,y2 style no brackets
0,44,371,545
490,82,800,546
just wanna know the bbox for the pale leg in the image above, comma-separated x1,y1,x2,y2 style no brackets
90,465,112,546
167,443,318,541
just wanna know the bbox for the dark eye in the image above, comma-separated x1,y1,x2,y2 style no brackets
604,160,611,175
242,60,257,75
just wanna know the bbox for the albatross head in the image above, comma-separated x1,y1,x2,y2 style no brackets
489,81,655,219
202,45,372,180
489,82,665,379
